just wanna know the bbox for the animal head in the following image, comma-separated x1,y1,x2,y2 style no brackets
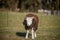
26,17,34,26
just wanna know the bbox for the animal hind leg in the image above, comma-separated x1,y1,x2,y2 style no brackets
32,28,34,39
34,32,37,38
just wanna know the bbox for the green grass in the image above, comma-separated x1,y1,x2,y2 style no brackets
0,11,60,40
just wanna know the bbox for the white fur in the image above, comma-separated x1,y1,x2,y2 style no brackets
35,32,36,37
32,28,34,39
25,30,29,39
26,17,33,26
25,28,37,39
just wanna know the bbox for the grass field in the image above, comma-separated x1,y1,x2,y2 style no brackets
0,11,60,40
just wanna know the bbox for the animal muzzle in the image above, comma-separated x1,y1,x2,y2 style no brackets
26,17,33,26
26,20,32,26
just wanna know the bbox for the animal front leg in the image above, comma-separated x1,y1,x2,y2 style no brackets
25,30,29,39
32,28,35,39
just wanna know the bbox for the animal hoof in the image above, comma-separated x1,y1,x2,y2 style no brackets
32,38,35,40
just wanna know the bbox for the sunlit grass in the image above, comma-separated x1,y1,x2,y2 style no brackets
0,11,60,40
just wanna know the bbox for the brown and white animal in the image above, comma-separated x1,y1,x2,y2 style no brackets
23,13,39,39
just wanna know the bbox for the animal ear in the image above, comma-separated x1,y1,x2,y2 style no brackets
23,20,27,25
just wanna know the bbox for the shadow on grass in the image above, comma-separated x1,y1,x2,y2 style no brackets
16,32,26,37
16,32,31,38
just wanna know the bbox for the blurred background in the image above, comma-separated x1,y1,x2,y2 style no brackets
0,0,60,15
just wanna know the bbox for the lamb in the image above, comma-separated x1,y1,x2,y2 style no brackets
23,13,39,39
